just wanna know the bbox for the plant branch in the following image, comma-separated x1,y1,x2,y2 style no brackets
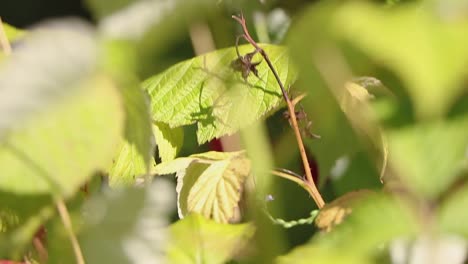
0,17,12,55
56,198,85,264
271,169,316,199
233,14,325,208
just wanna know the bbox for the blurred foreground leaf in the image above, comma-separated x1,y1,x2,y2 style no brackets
438,182,468,237
99,40,155,187
334,2,468,118
48,178,175,263
167,214,254,264
107,81,154,187
386,116,468,198
0,75,124,196
143,44,297,143
278,193,416,263
153,151,250,223
277,245,371,264
0,21,97,139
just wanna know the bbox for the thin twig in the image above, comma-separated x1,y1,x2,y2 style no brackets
0,17,12,55
271,169,316,199
232,14,325,208
56,198,85,264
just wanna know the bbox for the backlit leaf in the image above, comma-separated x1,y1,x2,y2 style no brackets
153,151,250,223
108,84,154,187
143,44,297,144
153,122,184,162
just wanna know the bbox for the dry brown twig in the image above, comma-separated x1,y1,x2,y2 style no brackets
232,13,325,209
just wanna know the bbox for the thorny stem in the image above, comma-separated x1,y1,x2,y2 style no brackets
56,198,85,264
232,14,325,208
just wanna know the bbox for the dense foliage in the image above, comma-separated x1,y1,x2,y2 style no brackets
1,0,467,263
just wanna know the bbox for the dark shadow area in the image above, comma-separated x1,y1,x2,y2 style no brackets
0,0,92,27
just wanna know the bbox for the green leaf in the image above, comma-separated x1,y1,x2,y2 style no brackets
153,151,250,223
1,22,26,42
153,157,197,175
276,245,371,264
278,193,416,263
0,21,98,139
0,76,124,196
143,44,297,144
153,122,184,162
438,182,468,237
167,214,254,264
99,39,155,187
334,2,468,118
386,116,468,198
108,84,154,187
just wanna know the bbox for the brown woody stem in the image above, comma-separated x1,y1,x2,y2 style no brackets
232,14,325,209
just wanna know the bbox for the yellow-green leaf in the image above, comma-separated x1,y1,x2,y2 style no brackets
0,76,124,196
143,44,297,144
167,214,254,264
108,84,154,187
153,151,250,223
153,122,184,162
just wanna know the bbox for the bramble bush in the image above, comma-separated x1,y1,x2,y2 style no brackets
1,0,468,263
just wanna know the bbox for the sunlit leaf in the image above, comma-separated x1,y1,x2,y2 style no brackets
153,122,184,162
108,84,154,187
0,75,124,196
386,116,468,198
98,39,155,187
153,151,250,223
167,214,254,264
334,2,468,118
143,44,297,144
